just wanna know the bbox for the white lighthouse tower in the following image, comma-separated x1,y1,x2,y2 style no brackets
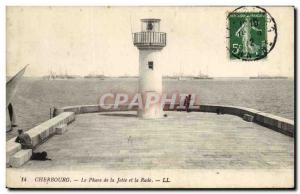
133,18,167,119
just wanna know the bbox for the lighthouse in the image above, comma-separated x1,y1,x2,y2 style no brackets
133,18,167,119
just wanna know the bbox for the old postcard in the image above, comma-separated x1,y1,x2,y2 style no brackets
6,6,294,189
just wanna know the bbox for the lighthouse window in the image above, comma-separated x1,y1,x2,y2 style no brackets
148,61,154,70
147,22,153,31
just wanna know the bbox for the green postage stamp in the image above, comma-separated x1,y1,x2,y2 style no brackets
229,12,267,60
228,6,277,61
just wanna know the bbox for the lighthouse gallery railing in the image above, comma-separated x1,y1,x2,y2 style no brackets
133,32,166,47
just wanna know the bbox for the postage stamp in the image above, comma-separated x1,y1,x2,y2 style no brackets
228,6,277,61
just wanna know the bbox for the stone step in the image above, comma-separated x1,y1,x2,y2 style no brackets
6,112,75,167
9,149,32,168
6,141,21,164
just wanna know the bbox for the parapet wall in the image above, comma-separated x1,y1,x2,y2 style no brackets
54,104,294,137
198,105,294,137
54,104,139,115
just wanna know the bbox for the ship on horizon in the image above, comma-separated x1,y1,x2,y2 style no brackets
176,65,213,80
249,74,289,79
193,70,213,80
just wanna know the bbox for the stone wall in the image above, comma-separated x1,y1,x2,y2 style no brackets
55,104,294,137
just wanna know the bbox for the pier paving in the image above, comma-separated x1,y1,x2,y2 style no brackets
21,111,294,170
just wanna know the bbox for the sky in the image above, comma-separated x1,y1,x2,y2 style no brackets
6,6,294,77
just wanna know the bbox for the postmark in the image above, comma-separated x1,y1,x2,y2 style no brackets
227,6,277,61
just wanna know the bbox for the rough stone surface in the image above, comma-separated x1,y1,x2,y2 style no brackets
22,111,294,170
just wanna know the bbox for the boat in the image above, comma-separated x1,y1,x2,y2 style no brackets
193,69,213,80
249,75,288,79
84,74,107,79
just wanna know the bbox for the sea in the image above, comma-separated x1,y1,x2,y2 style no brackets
7,77,294,140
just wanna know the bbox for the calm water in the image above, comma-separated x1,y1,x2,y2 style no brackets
7,78,294,139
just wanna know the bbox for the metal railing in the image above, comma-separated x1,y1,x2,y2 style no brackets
133,32,166,48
